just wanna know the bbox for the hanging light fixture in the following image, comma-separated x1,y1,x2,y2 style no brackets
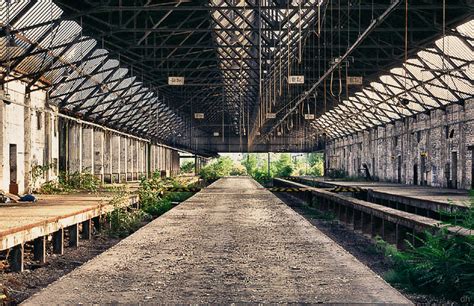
399,97,410,106
7,34,18,48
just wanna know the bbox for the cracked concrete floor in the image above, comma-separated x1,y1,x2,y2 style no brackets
24,177,411,304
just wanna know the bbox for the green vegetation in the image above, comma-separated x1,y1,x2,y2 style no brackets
376,200,474,302
106,173,197,237
39,171,101,194
30,163,55,191
241,153,324,181
440,192,474,230
302,200,336,221
199,156,246,181
105,188,152,238
180,160,195,174
138,172,195,218
196,153,324,182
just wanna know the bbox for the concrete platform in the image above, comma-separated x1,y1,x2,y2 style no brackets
0,193,139,251
25,177,410,304
298,176,470,207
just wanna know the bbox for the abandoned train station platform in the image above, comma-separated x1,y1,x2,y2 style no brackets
24,177,410,304
0,0,473,303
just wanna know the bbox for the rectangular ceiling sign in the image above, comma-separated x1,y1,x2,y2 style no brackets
266,113,276,119
168,76,185,85
194,113,204,119
288,75,304,84
346,76,363,85
304,114,315,120
213,132,220,136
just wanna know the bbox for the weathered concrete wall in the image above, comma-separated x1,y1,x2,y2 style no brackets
0,79,183,195
58,119,182,182
325,99,474,190
0,80,59,194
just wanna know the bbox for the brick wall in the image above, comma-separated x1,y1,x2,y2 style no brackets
325,99,474,190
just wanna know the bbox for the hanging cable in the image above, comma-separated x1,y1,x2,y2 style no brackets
298,0,302,64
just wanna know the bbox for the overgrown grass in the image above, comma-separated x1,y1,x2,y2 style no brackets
39,171,101,194
105,187,152,238
375,198,474,303
138,172,196,218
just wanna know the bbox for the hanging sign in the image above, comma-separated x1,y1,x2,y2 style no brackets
346,76,363,85
194,113,204,119
266,113,276,119
288,75,305,84
168,76,185,85
304,114,315,120
213,132,220,136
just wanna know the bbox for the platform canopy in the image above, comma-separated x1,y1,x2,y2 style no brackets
0,0,472,154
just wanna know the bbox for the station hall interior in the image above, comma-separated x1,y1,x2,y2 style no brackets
0,0,473,304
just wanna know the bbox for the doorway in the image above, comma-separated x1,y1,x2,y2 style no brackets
9,144,18,194
413,164,418,185
397,156,402,183
452,152,458,189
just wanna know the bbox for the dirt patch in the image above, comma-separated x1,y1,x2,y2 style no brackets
0,234,120,304
274,192,455,305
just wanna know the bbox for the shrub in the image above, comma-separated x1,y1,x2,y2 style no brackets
199,156,234,181
230,163,247,176
180,160,195,174
105,188,151,238
39,171,101,194
137,173,194,218
379,230,474,302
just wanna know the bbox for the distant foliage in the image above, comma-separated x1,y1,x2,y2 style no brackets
230,163,247,176
180,160,195,174
273,153,293,177
199,156,236,181
306,153,324,176
241,153,324,180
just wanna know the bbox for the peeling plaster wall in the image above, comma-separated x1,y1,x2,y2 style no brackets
0,79,183,194
325,99,474,190
0,80,59,194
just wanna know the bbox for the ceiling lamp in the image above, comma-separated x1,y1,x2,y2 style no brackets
7,34,18,48
399,97,410,106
